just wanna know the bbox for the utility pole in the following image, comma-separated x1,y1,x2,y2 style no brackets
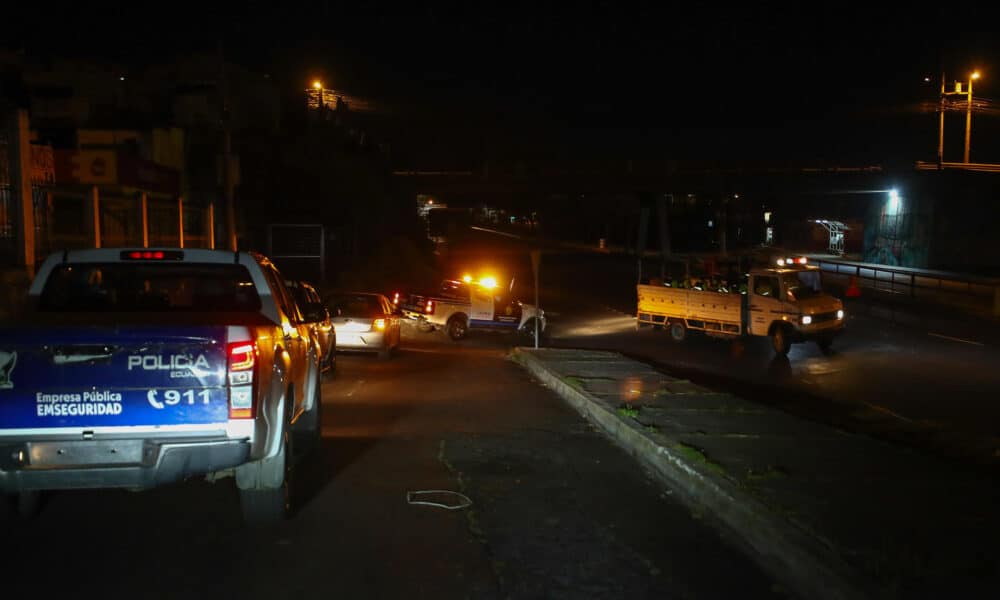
937,72,945,167
219,42,237,251
964,73,977,164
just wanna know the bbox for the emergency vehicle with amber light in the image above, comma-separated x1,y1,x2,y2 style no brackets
396,274,546,341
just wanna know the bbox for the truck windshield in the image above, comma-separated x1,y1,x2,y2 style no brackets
782,270,824,301
37,263,262,312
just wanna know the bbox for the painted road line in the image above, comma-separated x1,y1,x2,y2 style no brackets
346,379,366,398
469,226,522,239
863,402,915,424
927,332,985,347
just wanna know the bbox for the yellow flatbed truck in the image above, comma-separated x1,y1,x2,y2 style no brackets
636,258,845,354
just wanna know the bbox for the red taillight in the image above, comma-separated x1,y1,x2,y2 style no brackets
228,342,256,371
227,341,257,419
425,300,434,314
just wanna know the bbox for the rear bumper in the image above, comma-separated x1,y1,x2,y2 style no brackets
336,331,387,351
0,437,250,492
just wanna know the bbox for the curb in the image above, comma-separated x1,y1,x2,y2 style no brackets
511,347,875,600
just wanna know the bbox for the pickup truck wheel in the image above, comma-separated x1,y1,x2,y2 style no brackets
447,316,468,341
771,326,791,356
240,405,293,524
522,318,547,344
669,322,687,342
297,373,323,453
240,437,290,523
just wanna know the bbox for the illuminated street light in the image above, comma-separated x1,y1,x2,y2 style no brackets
965,71,981,163
888,189,900,215
936,69,984,165
313,80,323,90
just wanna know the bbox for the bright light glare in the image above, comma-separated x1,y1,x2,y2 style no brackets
312,80,323,89
479,276,498,289
776,259,786,266
837,309,844,319
373,318,386,331
888,189,900,215
462,274,473,283
802,315,812,325
971,71,981,80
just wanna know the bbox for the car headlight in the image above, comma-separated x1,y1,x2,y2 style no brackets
837,309,844,320
801,315,812,325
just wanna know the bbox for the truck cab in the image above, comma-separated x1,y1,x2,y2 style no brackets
744,261,845,353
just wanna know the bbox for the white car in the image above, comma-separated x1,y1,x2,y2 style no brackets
327,292,402,360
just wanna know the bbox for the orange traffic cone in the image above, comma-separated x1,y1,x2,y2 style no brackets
845,276,861,298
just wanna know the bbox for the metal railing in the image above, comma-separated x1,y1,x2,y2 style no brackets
807,255,1000,317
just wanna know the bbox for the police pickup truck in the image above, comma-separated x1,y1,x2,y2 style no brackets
0,248,322,522
636,257,845,354
396,276,546,341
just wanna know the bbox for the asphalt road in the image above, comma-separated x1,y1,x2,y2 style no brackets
447,228,1000,464
1,328,778,599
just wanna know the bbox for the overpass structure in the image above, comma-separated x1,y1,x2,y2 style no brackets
393,158,998,274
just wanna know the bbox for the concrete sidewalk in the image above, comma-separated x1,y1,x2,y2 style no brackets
512,347,1000,600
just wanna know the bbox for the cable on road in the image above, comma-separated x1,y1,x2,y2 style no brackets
406,490,473,511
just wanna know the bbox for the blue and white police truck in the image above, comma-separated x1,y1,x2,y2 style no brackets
0,248,322,522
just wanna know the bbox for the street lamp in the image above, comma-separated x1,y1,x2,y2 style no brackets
312,80,323,90
936,70,983,165
965,71,980,164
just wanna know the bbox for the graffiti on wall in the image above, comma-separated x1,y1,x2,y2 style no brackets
863,191,931,268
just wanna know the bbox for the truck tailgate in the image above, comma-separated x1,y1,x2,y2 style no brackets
0,326,228,431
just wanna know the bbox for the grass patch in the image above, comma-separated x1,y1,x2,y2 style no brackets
745,465,789,481
673,442,727,476
618,404,641,418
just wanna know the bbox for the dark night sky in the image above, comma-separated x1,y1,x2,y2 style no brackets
5,3,1000,163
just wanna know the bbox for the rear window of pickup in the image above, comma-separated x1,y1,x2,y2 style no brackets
37,263,262,312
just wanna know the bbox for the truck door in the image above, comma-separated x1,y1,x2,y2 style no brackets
470,286,494,323
748,274,783,336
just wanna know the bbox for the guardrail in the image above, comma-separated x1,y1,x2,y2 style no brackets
807,256,1000,317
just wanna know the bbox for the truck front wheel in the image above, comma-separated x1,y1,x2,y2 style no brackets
447,316,468,340
522,318,547,344
669,321,687,342
771,325,791,356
